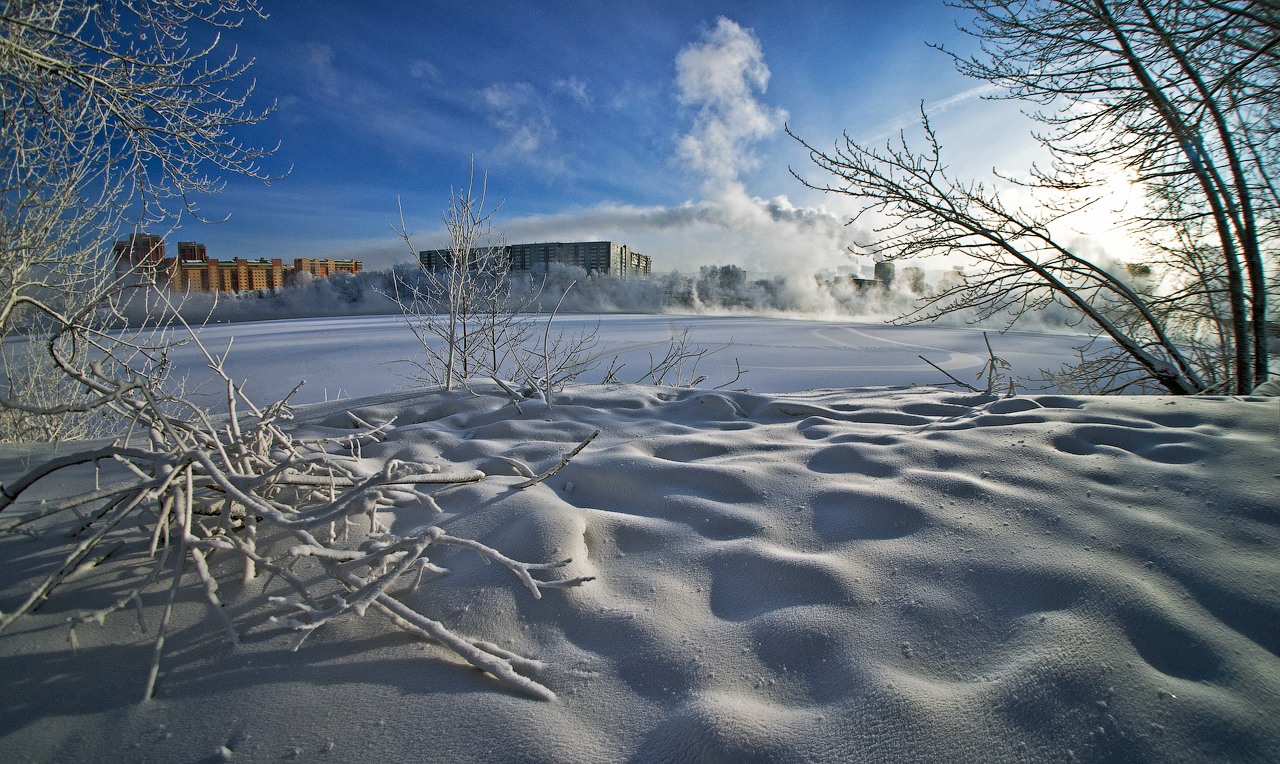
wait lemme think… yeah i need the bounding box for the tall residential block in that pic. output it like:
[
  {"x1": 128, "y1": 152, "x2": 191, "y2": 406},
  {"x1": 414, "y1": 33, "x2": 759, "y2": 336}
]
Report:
[
  {"x1": 112, "y1": 233, "x2": 166, "y2": 281},
  {"x1": 419, "y1": 240, "x2": 652, "y2": 278},
  {"x1": 176, "y1": 241, "x2": 208, "y2": 261}
]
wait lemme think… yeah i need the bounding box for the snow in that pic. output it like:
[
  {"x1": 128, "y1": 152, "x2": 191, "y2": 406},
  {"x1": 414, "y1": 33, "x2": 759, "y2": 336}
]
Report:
[
  {"x1": 1, "y1": 315, "x2": 1278, "y2": 762},
  {"x1": 163, "y1": 313, "x2": 1097, "y2": 406}
]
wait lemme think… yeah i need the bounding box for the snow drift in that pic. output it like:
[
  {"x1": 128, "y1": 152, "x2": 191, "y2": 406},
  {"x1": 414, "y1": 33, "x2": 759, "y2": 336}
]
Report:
[{"x1": 1, "y1": 382, "x2": 1276, "y2": 762}]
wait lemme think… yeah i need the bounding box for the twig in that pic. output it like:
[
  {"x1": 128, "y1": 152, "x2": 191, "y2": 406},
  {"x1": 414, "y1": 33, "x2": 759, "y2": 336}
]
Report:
[
  {"x1": 514, "y1": 430, "x2": 600, "y2": 490},
  {"x1": 918, "y1": 354, "x2": 981, "y2": 392},
  {"x1": 712, "y1": 358, "x2": 748, "y2": 390},
  {"x1": 490, "y1": 376, "x2": 525, "y2": 414}
]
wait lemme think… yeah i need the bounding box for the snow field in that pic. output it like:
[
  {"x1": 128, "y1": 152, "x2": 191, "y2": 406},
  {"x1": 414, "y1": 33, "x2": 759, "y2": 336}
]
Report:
[
  {"x1": 2, "y1": 376, "x2": 1276, "y2": 762},
  {"x1": 162, "y1": 314, "x2": 1098, "y2": 406}
]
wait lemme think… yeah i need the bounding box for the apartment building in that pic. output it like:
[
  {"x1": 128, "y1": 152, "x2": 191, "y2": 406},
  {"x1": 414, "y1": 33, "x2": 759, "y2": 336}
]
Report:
[
  {"x1": 293, "y1": 258, "x2": 363, "y2": 278},
  {"x1": 112, "y1": 233, "x2": 166, "y2": 281},
  {"x1": 419, "y1": 240, "x2": 652, "y2": 278},
  {"x1": 112, "y1": 235, "x2": 362, "y2": 294},
  {"x1": 168, "y1": 257, "x2": 287, "y2": 293}
]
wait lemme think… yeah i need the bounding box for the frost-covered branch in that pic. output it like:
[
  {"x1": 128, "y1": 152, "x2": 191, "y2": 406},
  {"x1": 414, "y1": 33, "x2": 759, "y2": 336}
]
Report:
[{"x1": 0, "y1": 334, "x2": 593, "y2": 701}]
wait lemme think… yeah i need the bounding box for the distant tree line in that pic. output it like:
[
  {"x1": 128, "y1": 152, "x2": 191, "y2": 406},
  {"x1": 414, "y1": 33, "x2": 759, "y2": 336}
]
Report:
[{"x1": 154, "y1": 260, "x2": 967, "y2": 324}]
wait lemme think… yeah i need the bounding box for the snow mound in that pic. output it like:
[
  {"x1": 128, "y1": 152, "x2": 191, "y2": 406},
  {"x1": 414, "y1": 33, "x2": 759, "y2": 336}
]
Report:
[{"x1": 1, "y1": 384, "x2": 1277, "y2": 762}]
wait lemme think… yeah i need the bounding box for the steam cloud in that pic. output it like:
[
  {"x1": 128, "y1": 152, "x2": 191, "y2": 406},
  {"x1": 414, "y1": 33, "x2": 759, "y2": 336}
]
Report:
[
  {"x1": 669, "y1": 17, "x2": 850, "y2": 276},
  {"x1": 497, "y1": 17, "x2": 864, "y2": 281},
  {"x1": 674, "y1": 16, "x2": 787, "y2": 186}
]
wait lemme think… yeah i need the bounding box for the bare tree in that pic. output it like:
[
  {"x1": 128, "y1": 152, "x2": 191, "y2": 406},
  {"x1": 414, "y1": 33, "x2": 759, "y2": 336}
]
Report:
[
  {"x1": 1, "y1": 0, "x2": 279, "y2": 438},
  {"x1": 792, "y1": 112, "x2": 1208, "y2": 394},
  {"x1": 390, "y1": 168, "x2": 538, "y2": 391},
  {"x1": 794, "y1": 0, "x2": 1277, "y2": 394}
]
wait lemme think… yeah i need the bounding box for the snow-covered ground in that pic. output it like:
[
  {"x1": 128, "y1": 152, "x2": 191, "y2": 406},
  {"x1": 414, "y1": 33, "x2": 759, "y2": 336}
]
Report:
[
  {"x1": 1, "y1": 315, "x2": 1277, "y2": 762},
  {"x1": 165, "y1": 313, "x2": 1096, "y2": 406}
]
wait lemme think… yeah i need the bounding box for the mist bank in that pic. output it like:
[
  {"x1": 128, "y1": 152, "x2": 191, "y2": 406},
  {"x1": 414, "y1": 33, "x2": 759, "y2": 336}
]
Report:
[{"x1": 131, "y1": 261, "x2": 1091, "y2": 335}]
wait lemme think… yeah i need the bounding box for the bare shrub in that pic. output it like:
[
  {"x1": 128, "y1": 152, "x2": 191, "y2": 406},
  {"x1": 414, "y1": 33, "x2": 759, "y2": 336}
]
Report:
[
  {"x1": 387, "y1": 167, "x2": 538, "y2": 391},
  {"x1": 0, "y1": 339, "x2": 595, "y2": 701},
  {"x1": 389, "y1": 169, "x2": 744, "y2": 400}
]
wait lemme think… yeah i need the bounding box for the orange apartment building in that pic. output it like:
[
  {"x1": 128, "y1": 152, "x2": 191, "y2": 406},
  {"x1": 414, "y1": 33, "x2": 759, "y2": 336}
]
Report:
[
  {"x1": 167, "y1": 256, "x2": 287, "y2": 293},
  {"x1": 113, "y1": 235, "x2": 362, "y2": 294},
  {"x1": 294, "y1": 258, "x2": 363, "y2": 278}
]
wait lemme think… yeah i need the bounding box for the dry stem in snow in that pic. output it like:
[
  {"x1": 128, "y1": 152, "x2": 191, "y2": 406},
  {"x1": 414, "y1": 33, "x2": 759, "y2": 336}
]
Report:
[{"x1": 0, "y1": 345, "x2": 595, "y2": 702}]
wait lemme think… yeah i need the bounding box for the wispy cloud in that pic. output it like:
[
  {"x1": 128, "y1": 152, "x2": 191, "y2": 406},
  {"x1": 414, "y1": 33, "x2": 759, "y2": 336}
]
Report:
[
  {"x1": 284, "y1": 43, "x2": 568, "y2": 171},
  {"x1": 299, "y1": 42, "x2": 342, "y2": 99},
  {"x1": 408, "y1": 59, "x2": 442, "y2": 85},
  {"x1": 500, "y1": 187, "x2": 859, "y2": 275},
  {"x1": 480, "y1": 82, "x2": 567, "y2": 172},
  {"x1": 862, "y1": 83, "x2": 1005, "y2": 145},
  {"x1": 285, "y1": 42, "x2": 462, "y2": 155},
  {"x1": 933, "y1": 83, "x2": 1001, "y2": 112},
  {"x1": 553, "y1": 76, "x2": 592, "y2": 109},
  {"x1": 503, "y1": 194, "x2": 849, "y2": 245}
]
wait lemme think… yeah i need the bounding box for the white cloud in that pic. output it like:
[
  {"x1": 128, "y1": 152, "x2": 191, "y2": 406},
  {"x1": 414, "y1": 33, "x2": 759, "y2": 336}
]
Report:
[
  {"x1": 499, "y1": 185, "x2": 862, "y2": 276},
  {"x1": 674, "y1": 17, "x2": 789, "y2": 185}
]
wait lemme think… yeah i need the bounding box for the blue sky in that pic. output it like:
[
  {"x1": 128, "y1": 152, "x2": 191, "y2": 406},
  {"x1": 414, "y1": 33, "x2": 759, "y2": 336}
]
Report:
[{"x1": 178, "y1": 0, "x2": 1046, "y2": 275}]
